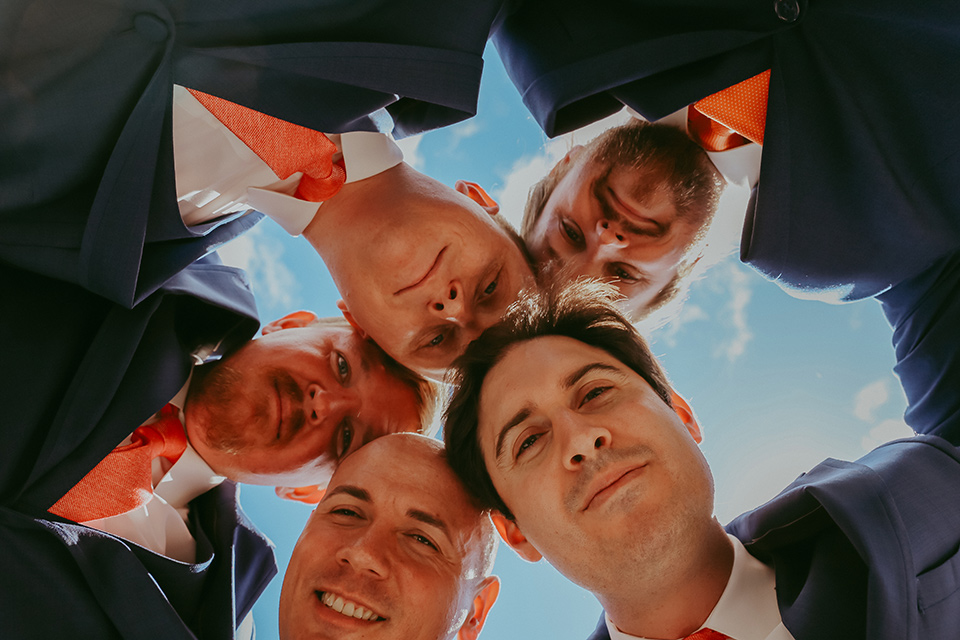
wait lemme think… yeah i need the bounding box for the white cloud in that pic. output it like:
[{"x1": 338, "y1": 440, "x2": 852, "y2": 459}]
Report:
[
  {"x1": 217, "y1": 224, "x2": 297, "y2": 308},
  {"x1": 450, "y1": 120, "x2": 480, "y2": 143},
  {"x1": 853, "y1": 379, "x2": 889, "y2": 422},
  {"x1": 860, "y1": 418, "x2": 915, "y2": 452},
  {"x1": 394, "y1": 134, "x2": 424, "y2": 170},
  {"x1": 657, "y1": 303, "x2": 709, "y2": 348},
  {"x1": 712, "y1": 262, "x2": 753, "y2": 362}
]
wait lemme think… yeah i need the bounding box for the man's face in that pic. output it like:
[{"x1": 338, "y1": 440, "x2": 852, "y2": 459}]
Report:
[
  {"x1": 527, "y1": 149, "x2": 700, "y2": 316},
  {"x1": 475, "y1": 336, "x2": 713, "y2": 591},
  {"x1": 184, "y1": 317, "x2": 422, "y2": 486},
  {"x1": 334, "y1": 176, "x2": 536, "y2": 378},
  {"x1": 280, "y1": 434, "x2": 497, "y2": 640}
]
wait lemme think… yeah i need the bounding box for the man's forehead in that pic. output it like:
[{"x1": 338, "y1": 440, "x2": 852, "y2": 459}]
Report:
[
  {"x1": 488, "y1": 337, "x2": 620, "y2": 388},
  {"x1": 329, "y1": 436, "x2": 469, "y2": 512}
]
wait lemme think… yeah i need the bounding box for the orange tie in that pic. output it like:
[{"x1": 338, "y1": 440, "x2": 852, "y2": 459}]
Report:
[
  {"x1": 685, "y1": 629, "x2": 733, "y2": 640},
  {"x1": 688, "y1": 69, "x2": 770, "y2": 151},
  {"x1": 187, "y1": 89, "x2": 347, "y2": 202},
  {"x1": 50, "y1": 404, "x2": 188, "y2": 522}
]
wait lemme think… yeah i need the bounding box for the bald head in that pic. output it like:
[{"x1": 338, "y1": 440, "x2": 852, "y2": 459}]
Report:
[{"x1": 280, "y1": 433, "x2": 499, "y2": 640}]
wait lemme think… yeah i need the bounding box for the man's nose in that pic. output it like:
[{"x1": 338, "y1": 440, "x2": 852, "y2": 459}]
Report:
[
  {"x1": 305, "y1": 384, "x2": 360, "y2": 425},
  {"x1": 557, "y1": 410, "x2": 612, "y2": 471},
  {"x1": 596, "y1": 220, "x2": 628, "y2": 248},
  {"x1": 428, "y1": 280, "x2": 468, "y2": 326},
  {"x1": 334, "y1": 528, "x2": 390, "y2": 578}
]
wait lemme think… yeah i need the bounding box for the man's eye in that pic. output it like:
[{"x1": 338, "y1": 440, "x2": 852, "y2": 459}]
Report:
[
  {"x1": 561, "y1": 219, "x2": 584, "y2": 245},
  {"x1": 331, "y1": 507, "x2": 361, "y2": 518},
  {"x1": 428, "y1": 333, "x2": 445, "y2": 347},
  {"x1": 516, "y1": 433, "x2": 541, "y2": 459},
  {"x1": 483, "y1": 277, "x2": 499, "y2": 296},
  {"x1": 580, "y1": 385, "x2": 611, "y2": 407},
  {"x1": 409, "y1": 533, "x2": 439, "y2": 551},
  {"x1": 336, "y1": 352, "x2": 350, "y2": 383},
  {"x1": 611, "y1": 265, "x2": 638, "y2": 283},
  {"x1": 337, "y1": 421, "x2": 354, "y2": 459}
]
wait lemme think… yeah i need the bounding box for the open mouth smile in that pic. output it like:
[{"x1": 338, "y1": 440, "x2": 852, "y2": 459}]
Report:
[{"x1": 316, "y1": 590, "x2": 386, "y2": 622}]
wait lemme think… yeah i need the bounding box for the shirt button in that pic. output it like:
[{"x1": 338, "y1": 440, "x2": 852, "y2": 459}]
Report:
[
  {"x1": 774, "y1": 0, "x2": 801, "y2": 22},
  {"x1": 133, "y1": 13, "x2": 170, "y2": 42}
]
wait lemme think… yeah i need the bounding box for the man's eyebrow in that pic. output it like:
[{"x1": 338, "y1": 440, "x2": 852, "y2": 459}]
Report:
[
  {"x1": 563, "y1": 363, "x2": 622, "y2": 389},
  {"x1": 407, "y1": 509, "x2": 448, "y2": 533},
  {"x1": 495, "y1": 407, "x2": 532, "y2": 461},
  {"x1": 325, "y1": 485, "x2": 371, "y2": 502}
]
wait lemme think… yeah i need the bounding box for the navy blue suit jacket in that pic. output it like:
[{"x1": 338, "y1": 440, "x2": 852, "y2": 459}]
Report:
[
  {"x1": 0, "y1": 260, "x2": 276, "y2": 638},
  {"x1": 493, "y1": 0, "x2": 960, "y2": 302},
  {"x1": 579, "y1": 172, "x2": 960, "y2": 640},
  {"x1": 586, "y1": 436, "x2": 960, "y2": 640},
  {"x1": 0, "y1": 0, "x2": 508, "y2": 307}
]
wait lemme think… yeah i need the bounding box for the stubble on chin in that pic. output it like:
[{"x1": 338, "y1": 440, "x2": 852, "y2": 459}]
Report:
[{"x1": 186, "y1": 363, "x2": 248, "y2": 454}]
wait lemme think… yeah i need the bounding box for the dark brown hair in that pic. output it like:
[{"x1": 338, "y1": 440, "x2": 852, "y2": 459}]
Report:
[{"x1": 443, "y1": 278, "x2": 672, "y2": 519}]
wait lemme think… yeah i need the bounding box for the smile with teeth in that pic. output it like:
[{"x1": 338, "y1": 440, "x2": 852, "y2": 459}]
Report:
[{"x1": 318, "y1": 591, "x2": 385, "y2": 622}]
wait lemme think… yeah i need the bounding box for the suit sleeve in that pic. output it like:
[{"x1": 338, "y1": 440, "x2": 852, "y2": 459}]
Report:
[{"x1": 878, "y1": 250, "x2": 960, "y2": 446}]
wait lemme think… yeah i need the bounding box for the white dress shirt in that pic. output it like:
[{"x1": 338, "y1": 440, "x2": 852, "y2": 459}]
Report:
[
  {"x1": 173, "y1": 84, "x2": 403, "y2": 236},
  {"x1": 605, "y1": 535, "x2": 795, "y2": 640}
]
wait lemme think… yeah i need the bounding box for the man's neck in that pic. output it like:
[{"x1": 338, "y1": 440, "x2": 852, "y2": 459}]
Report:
[
  {"x1": 301, "y1": 162, "x2": 406, "y2": 276},
  {"x1": 601, "y1": 520, "x2": 734, "y2": 640}
]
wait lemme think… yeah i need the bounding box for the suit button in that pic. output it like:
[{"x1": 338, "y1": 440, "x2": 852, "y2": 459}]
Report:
[
  {"x1": 133, "y1": 13, "x2": 170, "y2": 42},
  {"x1": 774, "y1": 0, "x2": 800, "y2": 22}
]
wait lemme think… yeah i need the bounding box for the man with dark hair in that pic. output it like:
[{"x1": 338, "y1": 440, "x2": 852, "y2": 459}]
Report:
[
  {"x1": 444, "y1": 272, "x2": 960, "y2": 639},
  {"x1": 280, "y1": 433, "x2": 500, "y2": 640},
  {"x1": 520, "y1": 120, "x2": 725, "y2": 322}
]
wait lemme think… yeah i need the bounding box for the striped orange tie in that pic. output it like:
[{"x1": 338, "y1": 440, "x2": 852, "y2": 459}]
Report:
[
  {"x1": 187, "y1": 89, "x2": 347, "y2": 202},
  {"x1": 685, "y1": 629, "x2": 733, "y2": 640},
  {"x1": 688, "y1": 69, "x2": 770, "y2": 152},
  {"x1": 50, "y1": 404, "x2": 188, "y2": 522}
]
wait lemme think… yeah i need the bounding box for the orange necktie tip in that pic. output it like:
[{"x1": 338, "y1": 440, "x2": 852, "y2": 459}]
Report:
[
  {"x1": 187, "y1": 89, "x2": 346, "y2": 203},
  {"x1": 684, "y1": 628, "x2": 733, "y2": 640},
  {"x1": 690, "y1": 69, "x2": 770, "y2": 152},
  {"x1": 50, "y1": 405, "x2": 188, "y2": 522}
]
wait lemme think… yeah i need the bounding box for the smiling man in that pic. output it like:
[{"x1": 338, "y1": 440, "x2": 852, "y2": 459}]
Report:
[
  {"x1": 444, "y1": 279, "x2": 960, "y2": 640},
  {"x1": 280, "y1": 433, "x2": 500, "y2": 640}
]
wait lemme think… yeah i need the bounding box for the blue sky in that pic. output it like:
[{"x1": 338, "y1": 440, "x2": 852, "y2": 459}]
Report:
[{"x1": 220, "y1": 45, "x2": 912, "y2": 640}]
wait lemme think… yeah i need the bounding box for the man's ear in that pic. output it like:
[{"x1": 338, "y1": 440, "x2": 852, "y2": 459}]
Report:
[
  {"x1": 455, "y1": 180, "x2": 500, "y2": 217},
  {"x1": 275, "y1": 485, "x2": 326, "y2": 504},
  {"x1": 261, "y1": 310, "x2": 319, "y2": 335},
  {"x1": 490, "y1": 512, "x2": 541, "y2": 562},
  {"x1": 457, "y1": 576, "x2": 500, "y2": 640},
  {"x1": 336, "y1": 300, "x2": 368, "y2": 339},
  {"x1": 670, "y1": 390, "x2": 703, "y2": 444}
]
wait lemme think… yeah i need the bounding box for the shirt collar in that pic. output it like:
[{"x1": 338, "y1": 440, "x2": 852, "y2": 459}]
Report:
[
  {"x1": 639, "y1": 107, "x2": 761, "y2": 190},
  {"x1": 247, "y1": 131, "x2": 404, "y2": 236},
  {"x1": 605, "y1": 535, "x2": 782, "y2": 640},
  {"x1": 333, "y1": 131, "x2": 404, "y2": 184},
  {"x1": 153, "y1": 375, "x2": 227, "y2": 509}
]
